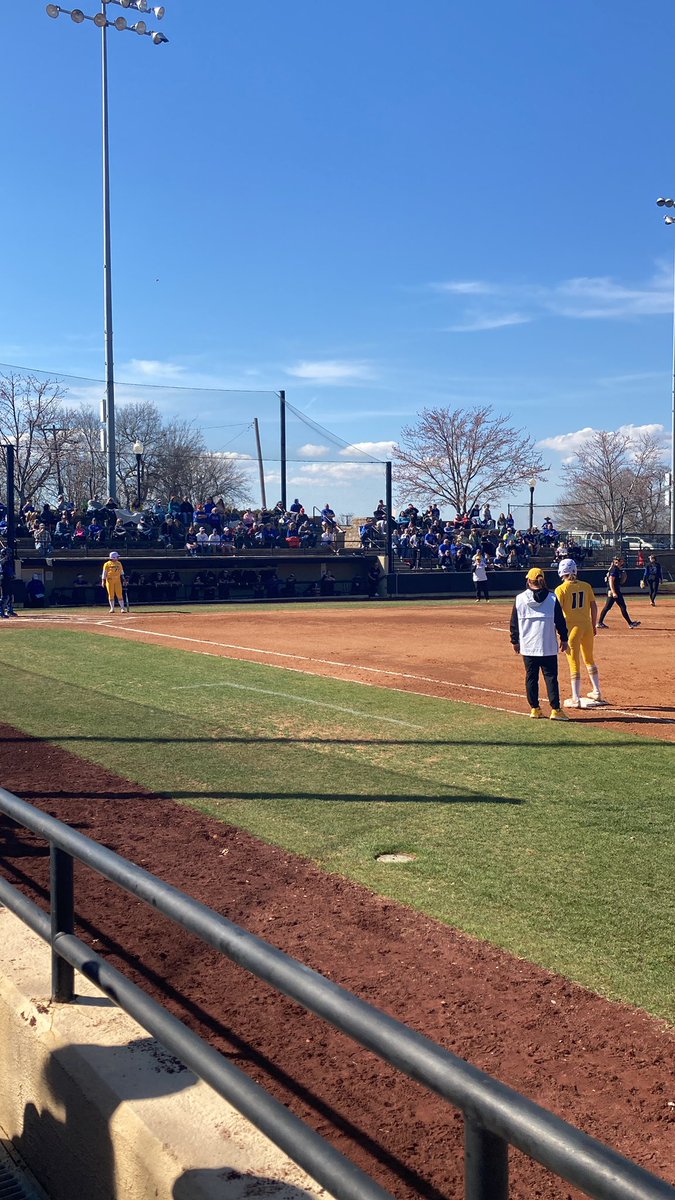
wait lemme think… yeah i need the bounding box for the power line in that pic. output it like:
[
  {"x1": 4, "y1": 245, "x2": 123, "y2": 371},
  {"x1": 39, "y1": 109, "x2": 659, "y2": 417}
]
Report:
[{"x1": 0, "y1": 362, "x2": 278, "y2": 397}]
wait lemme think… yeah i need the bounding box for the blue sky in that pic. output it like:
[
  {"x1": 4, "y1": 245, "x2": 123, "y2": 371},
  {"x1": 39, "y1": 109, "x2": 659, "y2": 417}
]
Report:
[{"x1": 1, "y1": 1, "x2": 674, "y2": 518}]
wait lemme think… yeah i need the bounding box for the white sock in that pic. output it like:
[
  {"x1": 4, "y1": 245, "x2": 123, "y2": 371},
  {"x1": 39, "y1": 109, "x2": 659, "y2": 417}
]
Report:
[
  {"x1": 589, "y1": 668, "x2": 601, "y2": 697},
  {"x1": 571, "y1": 675, "x2": 582, "y2": 701}
]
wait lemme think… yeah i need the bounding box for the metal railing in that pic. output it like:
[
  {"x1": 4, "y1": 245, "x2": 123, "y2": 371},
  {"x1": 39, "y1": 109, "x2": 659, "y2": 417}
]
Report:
[{"x1": 0, "y1": 786, "x2": 672, "y2": 1200}]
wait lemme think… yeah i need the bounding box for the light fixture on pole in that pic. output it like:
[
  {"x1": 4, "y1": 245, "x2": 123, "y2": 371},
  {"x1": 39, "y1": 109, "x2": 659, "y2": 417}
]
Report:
[
  {"x1": 45, "y1": 2, "x2": 168, "y2": 504},
  {"x1": 656, "y1": 197, "x2": 675, "y2": 545},
  {"x1": 133, "y1": 440, "x2": 144, "y2": 509},
  {"x1": 528, "y1": 478, "x2": 537, "y2": 532}
]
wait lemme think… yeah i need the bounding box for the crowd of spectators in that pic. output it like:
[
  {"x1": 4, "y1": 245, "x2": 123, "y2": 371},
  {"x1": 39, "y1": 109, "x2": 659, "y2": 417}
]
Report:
[
  {"x1": 1, "y1": 492, "x2": 592, "y2": 570},
  {"x1": 3, "y1": 494, "x2": 345, "y2": 556},
  {"x1": 391, "y1": 505, "x2": 590, "y2": 571}
]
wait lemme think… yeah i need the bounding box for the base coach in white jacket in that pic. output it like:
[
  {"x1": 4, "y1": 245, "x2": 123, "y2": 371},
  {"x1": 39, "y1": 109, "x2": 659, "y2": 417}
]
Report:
[{"x1": 510, "y1": 567, "x2": 570, "y2": 721}]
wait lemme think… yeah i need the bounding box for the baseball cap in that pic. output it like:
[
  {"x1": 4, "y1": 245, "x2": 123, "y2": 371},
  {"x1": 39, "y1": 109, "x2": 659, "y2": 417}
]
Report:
[
  {"x1": 109, "y1": 551, "x2": 120, "y2": 560},
  {"x1": 526, "y1": 567, "x2": 545, "y2": 584},
  {"x1": 558, "y1": 558, "x2": 577, "y2": 577}
]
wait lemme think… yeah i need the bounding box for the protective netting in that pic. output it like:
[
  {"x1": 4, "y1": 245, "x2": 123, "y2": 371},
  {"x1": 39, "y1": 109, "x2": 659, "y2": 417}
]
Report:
[{"x1": 0, "y1": 364, "x2": 389, "y2": 521}]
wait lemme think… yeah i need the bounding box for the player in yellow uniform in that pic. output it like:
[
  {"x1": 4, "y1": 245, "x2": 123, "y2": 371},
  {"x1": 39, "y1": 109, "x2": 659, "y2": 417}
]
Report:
[
  {"x1": 101, "y1": 550, "x2": 126, "y2": 613},
  {"x1": 554, "y1": 558, "x2": 605, "y2": 708}
]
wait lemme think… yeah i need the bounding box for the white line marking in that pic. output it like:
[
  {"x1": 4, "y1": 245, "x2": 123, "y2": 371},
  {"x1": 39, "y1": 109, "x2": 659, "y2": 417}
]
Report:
[
  {"x1": 12, "y1": 613, "x2": 672, "y2": 724},
  {"x1": 81, "y1": 622, "x2": 528, "y2": 700},
  {"x1": 169, "y1": 680, "x2": 428, "y2": 729}
]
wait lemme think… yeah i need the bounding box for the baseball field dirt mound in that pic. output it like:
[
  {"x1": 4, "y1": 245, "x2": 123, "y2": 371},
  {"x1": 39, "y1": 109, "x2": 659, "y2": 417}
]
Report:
[{"x1": 0, "y1": 724, "x2": 672, "y2": 1200}]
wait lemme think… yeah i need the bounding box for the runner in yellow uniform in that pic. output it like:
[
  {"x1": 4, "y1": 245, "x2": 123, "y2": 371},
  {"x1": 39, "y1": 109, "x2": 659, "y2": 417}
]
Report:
[
  {"x1": 554, "y1": 558, "x2": 605, "y2": 708},
  {"x1": 101, "y1": 550, "x2": 126, "y2": 613}
]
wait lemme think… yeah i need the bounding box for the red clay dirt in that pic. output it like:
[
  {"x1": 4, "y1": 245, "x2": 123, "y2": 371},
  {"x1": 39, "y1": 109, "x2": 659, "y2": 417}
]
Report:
[
  {"x1": 0, "y1": 722, "x2": 673, "y2": 1200},
  {"x1": 13, "y1": 595, "x2": 675, "y2": 740}
]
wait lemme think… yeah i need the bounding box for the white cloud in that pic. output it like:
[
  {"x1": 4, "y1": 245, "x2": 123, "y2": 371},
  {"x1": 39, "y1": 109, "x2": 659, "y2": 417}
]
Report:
[
  {"x1": 547, "y1": 273, "x2": 672, "y2": 319},
  {"x1": 538, "y1": 427, "x2": 597, "y2": 459},
  {"x1": 125, "y1": 359, "x2": 187, "y2": 381},
  {"x1": 432, "y1": 280, "x2": 496, "y2": 296},
  {"x1": 297, "y1": 443, "x2": 330, "y2": 458},
  {"x1": 338, "y1": 440, "x2": 396, "y2": 458},
  {"x1": 538, "y1": 423, "x2": 668, "y2": 463},
  {"x1": 285, "y1": 360, "x2": 375, "y2": 384},
  {"x1": 446, "y1": 313, "x2": 531, "y2": 333},
  {"x1": 431, "y1": 264, "x2": 673, "y2": 332}
]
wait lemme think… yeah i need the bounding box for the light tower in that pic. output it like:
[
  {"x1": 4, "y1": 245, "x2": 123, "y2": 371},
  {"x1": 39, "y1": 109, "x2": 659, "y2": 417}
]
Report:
[{"x1": 46, "y1": 2, "x2": 168, "y2": 502}]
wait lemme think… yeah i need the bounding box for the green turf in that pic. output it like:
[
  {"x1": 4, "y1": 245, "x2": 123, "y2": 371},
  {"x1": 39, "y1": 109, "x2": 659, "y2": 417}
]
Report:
[{"x1": 0, "y1": 625, "x2": 673, "y2": 1023}]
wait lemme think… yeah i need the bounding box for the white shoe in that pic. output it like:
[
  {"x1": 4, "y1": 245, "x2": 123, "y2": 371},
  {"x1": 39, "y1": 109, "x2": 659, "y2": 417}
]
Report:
[
  {"x1": 109, "y1": 607, "x2": 115, "y2": 613},
  {"x1": 563, "y1": 698, "x2": 581, "y2": 708},
  {"x1": 586, "y1": 691, "x2": 608, "y2": 704}
]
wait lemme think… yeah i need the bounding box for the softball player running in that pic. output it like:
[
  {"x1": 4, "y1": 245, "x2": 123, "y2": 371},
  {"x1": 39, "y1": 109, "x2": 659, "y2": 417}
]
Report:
[
  {"x1": 101, "y1": 551, "x2": 126, "y2": 613},
  {"x1": 554, "y1": 559, "x2": 605, "y2": 708}
]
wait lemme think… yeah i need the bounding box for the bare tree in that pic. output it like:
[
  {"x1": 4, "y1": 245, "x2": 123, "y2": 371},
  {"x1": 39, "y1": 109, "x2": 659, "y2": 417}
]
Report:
[
  {"x1": 560, "y1": 429, "x2": 667, "y2": 540},
  {"x1": 0, "y1": 373, "x2": 71, "y2": 505},
  {"x1": 191, "y1": 451, "x2": 252, "y2": 507},
  {"x1": 114, "y1": 400, "x2": 165, "y2": 506},
  {"x1": 393, "y1": 405, "x2": 545, "y2": 513},
  {"x1": 58, "y1": 405, "x2": 107, "y2": 502}
]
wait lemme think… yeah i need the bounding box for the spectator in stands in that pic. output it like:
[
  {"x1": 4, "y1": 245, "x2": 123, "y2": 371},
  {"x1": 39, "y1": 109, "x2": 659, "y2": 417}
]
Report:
[
  {"x1": 34, "y1": 523, "x2": 53, "y2": 554},
  {"x1": 289, "y1": 498, "x2": 304, "y2": 515},
  {"x1": 373, "y1": 499, "x2": 386, "y2": 521},
  {"x1": 72, "y1": 521, "x2": 87, "y2": 547},
  {"x1": 494, "y1": 540, "x2": 508, "y2": 567},
  {"x1": 87, "y1": 515, "x2": 104, "y2": 544},
  {"x1": 321, "y1": 502, "x2": 336, "y2": 527},
  {"x1": 321, "y1": 522, "x2": 336, "y2": 550},
  {"x1": 180, "y1": 497, "x2": 194, "y2": 528},
  {"x1": 207, "y1": 528, "x2": 222, "y2": 553},
  {"x1": 193, "y1": 525, "x2": 209, "y2": 553},
  {"x1": 111, "y1": 518, "x2": 128, "y2": 544},
  {"x1": 53, "y1": 515, "x2": 72, "y2": 547},
  {"x1": 25, "y1": 574, "x2": 47, "y2": 608},
  {"x1": 185, "y1": 527, "x2": 199, "y2": 556},
  {"x1": 167, "y1": 495, "x2": 182, "y2": 520},
  {"x1": 360, "y1": 518, "x2": 378, "y2": 548},
  {"x1": 136, "y1": 514, "x2": 155, "y2": 542},
  {"x1": 438, "y1": 537, "x2": 454, "y2": 570},
  {"x1": 455, "y1": 545, "x2": 470, "y2": 571}
]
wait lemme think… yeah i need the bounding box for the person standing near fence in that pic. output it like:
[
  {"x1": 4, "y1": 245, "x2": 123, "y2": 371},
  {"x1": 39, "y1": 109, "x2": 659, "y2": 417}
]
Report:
[
  {"x1": 597, "y1": 556, "x2": 640, "y2": 630},
  {"x1": 510, "y1": 567, "x2": 570, "y2": 720},
  {"x1": 101, "y1": 551, "x2": 126, "y2": 613},
  {"x1": 472, "y1": 552, "x2": 490, "y2": 602},
  {"x1": 641, "y1": 555, "x2": 663, "y2": 607},
  {"x1": 0, "y1": 547, "x2": 15, "y2": 618}
]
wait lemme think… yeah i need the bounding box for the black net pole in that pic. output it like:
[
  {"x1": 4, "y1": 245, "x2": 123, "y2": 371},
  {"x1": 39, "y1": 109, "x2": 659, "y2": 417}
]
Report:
[
  {"x1": 279, "y1": 390, "x2": 287, "y2": 511},
  {"x1": 385, "y1": 460, "x2": 393, "y2": 575}
]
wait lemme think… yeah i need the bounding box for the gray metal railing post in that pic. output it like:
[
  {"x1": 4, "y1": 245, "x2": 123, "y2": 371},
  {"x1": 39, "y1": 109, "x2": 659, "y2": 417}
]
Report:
[
  {"x1": 50, "y1": 844, "x2": 74, "y2": 1002},
  {"x1": 464, "y1": 1119, "x2": 509, "y2": 1200}
]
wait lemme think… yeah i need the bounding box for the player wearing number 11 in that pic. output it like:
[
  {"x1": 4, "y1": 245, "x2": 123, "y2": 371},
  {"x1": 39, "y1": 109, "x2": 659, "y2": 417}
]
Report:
[{"x1": 555, "y1": 559, "x2": 605, "y2": 709}]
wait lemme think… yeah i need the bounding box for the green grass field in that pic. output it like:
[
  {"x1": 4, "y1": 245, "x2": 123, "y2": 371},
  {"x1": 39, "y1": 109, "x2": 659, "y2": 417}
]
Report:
[{"x1": 0, "y1": 623, "x2": 673, "y2": 1023}]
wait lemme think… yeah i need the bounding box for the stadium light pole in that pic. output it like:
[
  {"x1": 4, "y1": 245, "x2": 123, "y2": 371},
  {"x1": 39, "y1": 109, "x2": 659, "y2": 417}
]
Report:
[
  {"x1": 45, "y1": 2, "x2": 168, "y2": 505},
  {"x1": 133, "y1": 440, "x2": 144, "y2": 508},
  {"x1": 655, "y1": 197, "x2": 675, "y2": 545},
  {"x1": 528, "y1": 477, "x2": 536, "y2": 533}
]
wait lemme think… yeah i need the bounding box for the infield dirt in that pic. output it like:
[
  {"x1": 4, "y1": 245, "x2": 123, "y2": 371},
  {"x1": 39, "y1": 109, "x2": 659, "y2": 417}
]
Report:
[{"x1": 14, "y1": 597, "x2": 675, "y2": 740}]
